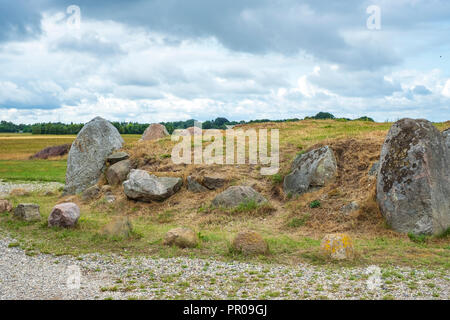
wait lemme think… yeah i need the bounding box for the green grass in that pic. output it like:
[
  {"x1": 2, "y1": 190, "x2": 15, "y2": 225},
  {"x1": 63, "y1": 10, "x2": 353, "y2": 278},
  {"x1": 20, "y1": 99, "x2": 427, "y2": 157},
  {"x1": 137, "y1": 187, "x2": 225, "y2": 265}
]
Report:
[
  {"x1": 0, "y1": 133, "x2": 140, "y2": 182},
  {"x1": 309, "y1": 200, "x2": 321, "y2": 208},
  {"x1": 0, "y1": 160, "x2": 67, "y2": 183}
]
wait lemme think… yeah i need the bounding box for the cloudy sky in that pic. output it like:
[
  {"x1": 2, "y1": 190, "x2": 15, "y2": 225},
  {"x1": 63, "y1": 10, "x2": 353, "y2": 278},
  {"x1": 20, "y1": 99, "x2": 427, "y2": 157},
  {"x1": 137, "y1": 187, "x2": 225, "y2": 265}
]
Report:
[{"x1": 0, "y1": 0, "x2": 449, "y2": 124}]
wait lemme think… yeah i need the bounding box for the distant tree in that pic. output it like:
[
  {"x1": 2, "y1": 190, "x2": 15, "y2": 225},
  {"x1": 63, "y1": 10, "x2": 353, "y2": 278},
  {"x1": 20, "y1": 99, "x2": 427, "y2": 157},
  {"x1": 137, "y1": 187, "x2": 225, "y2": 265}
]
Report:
[
  {"x1": 312, "y1": 112, "x2": 335, "y2": 120},
  {"x1": 354, "y1": 116, "x2": 375, "y2": 122},
  {"x1": 202, "y1": 120, "x2": 213, "y2": 129},
  {"x1": 214, "y1": 117, "x2": 229, "y2": 127}
]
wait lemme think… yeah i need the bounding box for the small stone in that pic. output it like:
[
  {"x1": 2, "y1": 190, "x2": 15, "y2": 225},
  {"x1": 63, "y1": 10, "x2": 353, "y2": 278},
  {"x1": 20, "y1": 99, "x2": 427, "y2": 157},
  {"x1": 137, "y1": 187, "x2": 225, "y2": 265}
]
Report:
[
  {"x1": 123, "y1": 169, "x2": 182, "y2": 202},
  {"x1": 0, "y1": 200, "x2": 13, "y2": 213},
  {"x1": 340, "y1": 201, "x2": 360, "y2": 214},
  {"x1": 321, "y1": 233, "x2": 354, "y2": 260},
  {"x1": 106, "y1": 152, "x2": 129, "y2": 165},
  {"x1": 100, "y1": 216, "x2": 132, "y2": 238},
  {"x1": 104, "y1": 192, "x2": 116, "y2": 203},
  {"x1": 187, "y1": 176, "x2": 208, "y2": 193},
  {"x1": 163, "y1": 227, "x2": 198, "y2": 248},
  {"x1": 81, "y1": 185, "x2": 100, "y2": 202},
  {"x1": 48, "y1": 203, "x2": 80, "y2": 228},
  {"x1": 101, "y1": 185, "x2": 112, "y2": 193},
  {"x1": 284, "y1": 146, "x2": 337, "y2": 196},
  {"x1": 201, "y1": 175, "x2": 227, "y2": 190},
  {"x1": 368, "y1": 161, "x2": 380, "y2": 176},
  {"x1": 105, "y1": 160, "x2": 131, "y2": 186},
  {"x1": 13, "y1": 204, "x2": 41, "y2": 222},
  {"x1": 232, "y1": 231, "x2": 268, "y2": 255},
  {"x1": 211, "y1": 186, "x2": 267, "y2": 208}
]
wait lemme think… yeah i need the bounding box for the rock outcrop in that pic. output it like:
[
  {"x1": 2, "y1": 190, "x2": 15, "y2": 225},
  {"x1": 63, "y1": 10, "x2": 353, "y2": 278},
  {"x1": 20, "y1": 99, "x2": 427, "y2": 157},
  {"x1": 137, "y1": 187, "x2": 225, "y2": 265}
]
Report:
[
  {"x1": 283, "y1": 146, "x2": 337, "y2": 196},
  {"x1": 140, "y1": 123, "x2": 169, "y2": 141},
  {"x1": 48, "y1": 202, "x2": 80, "y2": 228},
  {"x1": 376, "y1": 119, "x2": 450, "y2": 235},
  {"x1": 64, "y1": 117, "x2": 124, "y2": 195},
  {"x1": 123, "y1": 169, "x2": 182, "y2": 202},
  {"x1": 211, "y1": 186, "x2": 267, "y2": 208},
  {"x1": 13, "y1": 204, "x2": 41, "y2": 222},
  {"x1": 30, "y1": 144, "x2": 70, "y2": 160}
]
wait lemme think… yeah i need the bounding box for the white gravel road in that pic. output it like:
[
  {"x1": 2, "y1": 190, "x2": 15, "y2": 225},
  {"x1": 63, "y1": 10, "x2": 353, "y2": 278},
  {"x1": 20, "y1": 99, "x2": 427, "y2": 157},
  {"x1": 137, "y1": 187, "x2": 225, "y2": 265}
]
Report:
[
  {"x1": 0, "y1": 235, "x2": 448, "y2": 300},
  {"x1": 0, "y1": 181, "x2": 64, "y2": 197}
]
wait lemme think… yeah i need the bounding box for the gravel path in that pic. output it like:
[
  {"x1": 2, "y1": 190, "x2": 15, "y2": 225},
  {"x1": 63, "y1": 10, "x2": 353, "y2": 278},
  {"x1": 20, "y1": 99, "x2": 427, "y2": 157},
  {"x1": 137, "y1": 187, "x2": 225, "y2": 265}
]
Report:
[
  {"x1": 0, "y1": 235, "x2": 448, "y2": 300},
  {"x1": 0, "y1": 181, "x2": 64, "y2": 197}
]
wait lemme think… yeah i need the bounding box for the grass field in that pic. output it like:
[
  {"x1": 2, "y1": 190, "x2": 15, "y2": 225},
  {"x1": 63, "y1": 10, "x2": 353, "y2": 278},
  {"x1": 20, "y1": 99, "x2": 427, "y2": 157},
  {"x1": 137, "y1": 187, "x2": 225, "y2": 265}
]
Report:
[
  {"x1": 0, "y1": 120, "x2": 449, "y2": 269},
  {"x1": 0, "y1": 133, "x2": 141, "y2": 182},
  {"x1": 0, "y1": 133, "x2": 140, "y2": 160}
]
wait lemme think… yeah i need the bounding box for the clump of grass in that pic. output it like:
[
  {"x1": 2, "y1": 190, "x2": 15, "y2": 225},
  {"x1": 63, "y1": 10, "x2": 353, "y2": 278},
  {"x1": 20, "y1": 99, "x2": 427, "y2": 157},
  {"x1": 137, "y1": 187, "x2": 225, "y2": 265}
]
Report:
[
  {"x1": 160, "y1": 154, "x2": 171, "y2": 159},
  {"x1": 408, "y1": 232, "x2": 428, "y2": 244},
  {"x1": 287, "y1": 214, "x2": 310, "y2": 228},
  {"x1": 436, "y1": 227, "x2": 450, "y2": 239},
  {"x1": 8, "y1": 242, "x2": 20, "y2": 248},
  {"x1": 156, "y1": 210, "x2": 175, "y2": 223},
  {"x1": 309, "y1": 200, "x2": 321, "y2": 208},
  {"x1": 270, "y1": 173, "x2": 283, "y2": 184},
  {"x1": 233, "y1": 199, "x2": 258, "y2": 213}
]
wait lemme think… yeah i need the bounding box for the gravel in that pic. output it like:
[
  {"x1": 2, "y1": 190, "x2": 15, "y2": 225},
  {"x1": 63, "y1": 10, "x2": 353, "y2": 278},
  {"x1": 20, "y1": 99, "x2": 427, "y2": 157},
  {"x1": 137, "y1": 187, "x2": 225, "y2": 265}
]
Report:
[
  {"x1": 0, "y1": 235, "x2": 448, "y2": 300},
  {"x1": 0, "y1": 181, "x2": 64, "y2": 197}
]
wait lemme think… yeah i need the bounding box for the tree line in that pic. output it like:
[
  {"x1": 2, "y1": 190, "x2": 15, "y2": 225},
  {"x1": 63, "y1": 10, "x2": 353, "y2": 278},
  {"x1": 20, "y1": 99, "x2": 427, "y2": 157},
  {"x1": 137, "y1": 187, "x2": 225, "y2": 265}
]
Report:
[{"x1": 0, "y1": 113, "x2": 374, "y2": 134}]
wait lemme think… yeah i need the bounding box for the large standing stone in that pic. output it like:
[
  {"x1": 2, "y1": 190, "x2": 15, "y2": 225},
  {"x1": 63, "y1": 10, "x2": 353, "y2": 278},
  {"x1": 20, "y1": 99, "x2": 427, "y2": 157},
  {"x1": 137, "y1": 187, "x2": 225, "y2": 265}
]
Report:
[
  {"x1": 283, "y1": 146, "x2": 337, "y2": 196},
  {"x1": 64, "y1": 117, "x2": 124, "y2": 195},
  {"x1": 106, "y1": 160, "x2": 131, "y2": 186},
  {"x1": 123, "y1": 169, "x2": 182, "y2": 202},
  {"x1": 211, "y1": 186, "x2": 267, "y2": 208},
  {"x1": 377, "y1": 118, "x2": 450, "y2": 235},
  {"x1": 163, "y1": 227, "x2": 198, "y2": 248},
  {"x1": 48, "y1": 203, "x2": 80, "y2": 228},
  {"x1": 13, "y1": 204, "x2": 41, "y2": 222},
  {"x1": 140, "y1": 123, "x2": 169, "y2": 141}
]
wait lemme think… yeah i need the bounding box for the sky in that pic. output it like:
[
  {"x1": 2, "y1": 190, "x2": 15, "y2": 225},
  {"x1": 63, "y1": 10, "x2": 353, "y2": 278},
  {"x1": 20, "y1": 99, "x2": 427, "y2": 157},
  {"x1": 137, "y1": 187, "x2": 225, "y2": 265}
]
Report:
[{"x1": 0, "y1": 0, "x2": 449, "y2": 124}]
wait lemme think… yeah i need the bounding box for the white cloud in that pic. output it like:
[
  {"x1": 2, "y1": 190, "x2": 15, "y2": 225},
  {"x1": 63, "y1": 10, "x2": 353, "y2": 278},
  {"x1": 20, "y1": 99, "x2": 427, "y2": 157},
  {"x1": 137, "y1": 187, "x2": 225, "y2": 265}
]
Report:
[{"x1": 0, "y1": 5, "x2": 449, "y2": 124}]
